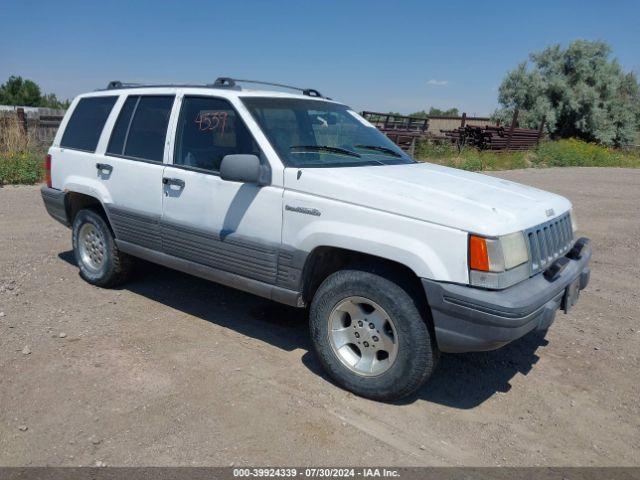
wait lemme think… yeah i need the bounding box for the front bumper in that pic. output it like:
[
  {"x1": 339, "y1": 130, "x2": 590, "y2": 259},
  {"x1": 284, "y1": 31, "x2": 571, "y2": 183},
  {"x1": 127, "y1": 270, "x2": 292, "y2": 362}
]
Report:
[{"x1": 423, "y1": 239, "x2": 591, "y2": 353}]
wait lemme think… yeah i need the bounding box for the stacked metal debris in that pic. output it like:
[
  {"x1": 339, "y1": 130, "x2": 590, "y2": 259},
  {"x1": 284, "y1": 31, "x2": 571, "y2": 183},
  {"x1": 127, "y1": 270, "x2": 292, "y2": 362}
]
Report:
[
  {"x1": 441, "y1": 119, "x2": 544, "y2": 151},
  {"x1": 360, "y1": 111, "x2": 429, "y2": 153},
  {"x1": 361, "y1": 111, "x2": 429, "y2": 135},
  {"x1": 361, "y1": 109, "x2": 544, "y2": 152}
]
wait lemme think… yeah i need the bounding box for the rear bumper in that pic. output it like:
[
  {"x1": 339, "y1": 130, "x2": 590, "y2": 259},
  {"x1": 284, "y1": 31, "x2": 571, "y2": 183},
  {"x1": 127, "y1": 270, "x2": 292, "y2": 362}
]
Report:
[
  {"x1": 40, "y1": 186, "x2": 69, "y2": 227},
  {"x1": 423, "y1": 240, "x2": 591, "y2": 353}
]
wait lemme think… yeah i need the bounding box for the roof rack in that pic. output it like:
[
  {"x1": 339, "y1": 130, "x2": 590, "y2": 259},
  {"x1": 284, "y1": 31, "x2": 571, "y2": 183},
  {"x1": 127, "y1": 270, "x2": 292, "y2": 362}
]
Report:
[
  {"x1": 106, "y1": 81, "x2": 143, "y2": 89},
  {"x1": 104, "y1": 81, "x2": 206, "y2": 90},
  {"x1": 212, "y1": 77, "x2": 324, "y2": 98},
  {"x1": 103, "y1": 77, "x2": 326, "y2": 98}
]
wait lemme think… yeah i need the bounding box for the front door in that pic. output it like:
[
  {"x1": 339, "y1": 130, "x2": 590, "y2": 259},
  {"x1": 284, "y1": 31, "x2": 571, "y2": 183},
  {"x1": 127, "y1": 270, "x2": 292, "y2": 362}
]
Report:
[{"x1": 160, "y1": 95, "x2": 283, "y2": 286}]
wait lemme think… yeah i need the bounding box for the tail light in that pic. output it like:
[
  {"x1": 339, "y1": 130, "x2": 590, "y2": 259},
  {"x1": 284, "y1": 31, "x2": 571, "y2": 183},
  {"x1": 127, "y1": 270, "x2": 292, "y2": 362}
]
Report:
[{"x1": 44, "y1": 154, "x2": 52, "y2": 188}]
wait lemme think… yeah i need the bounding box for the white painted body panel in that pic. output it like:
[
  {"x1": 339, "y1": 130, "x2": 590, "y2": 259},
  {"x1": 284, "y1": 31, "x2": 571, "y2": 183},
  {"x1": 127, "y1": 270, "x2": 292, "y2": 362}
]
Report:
[
  {"x1": 51, "y1": 145, "x2": 165, "y2": 218},
  {"x1": 283, "y1": 163, "x2": 571, "y2": 237},
  {"x1": 50, "y1": 86, "x2": 573, "y2": 287},
  {"x1": 280, "y1": 162, "x2": 570, "y2": 283},
  {"x1": 282, "y1": 179, "x2": 469, "y2": 281},
  {"x1": 51, "y1": 92, "x2": 171, "y2": 218},
  {"x1": 161, "y1": 166, "x2": 283, "y2": 246},
  {"x1": 160, "y1": 92, "x2": 283, "y2": 247},
  {"x1": 53, "y1": 153, "x2": 166, "y2": 213}
]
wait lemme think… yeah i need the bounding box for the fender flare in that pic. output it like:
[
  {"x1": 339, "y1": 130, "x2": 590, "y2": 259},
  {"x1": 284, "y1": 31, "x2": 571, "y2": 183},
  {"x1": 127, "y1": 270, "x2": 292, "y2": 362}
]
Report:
[{"x1": 294, "y1": 224, "x2": 450, "y2": 281}]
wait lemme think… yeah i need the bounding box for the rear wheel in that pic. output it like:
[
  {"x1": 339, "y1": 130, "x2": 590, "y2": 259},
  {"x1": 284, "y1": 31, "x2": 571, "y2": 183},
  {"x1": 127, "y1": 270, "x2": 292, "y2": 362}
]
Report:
[
  {"x1": 309, "y1": 268, "x2": 437, "y2": 401},
  {"x1": 72, "y1": 209, "x2": 131, "y2": 287}
]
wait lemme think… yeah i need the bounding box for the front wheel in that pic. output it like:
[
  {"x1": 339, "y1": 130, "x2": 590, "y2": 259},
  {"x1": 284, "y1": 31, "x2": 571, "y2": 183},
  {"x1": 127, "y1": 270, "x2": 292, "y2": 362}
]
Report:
[{"x1": 309, "y1": 268, "x2": 437, "y2": 401}]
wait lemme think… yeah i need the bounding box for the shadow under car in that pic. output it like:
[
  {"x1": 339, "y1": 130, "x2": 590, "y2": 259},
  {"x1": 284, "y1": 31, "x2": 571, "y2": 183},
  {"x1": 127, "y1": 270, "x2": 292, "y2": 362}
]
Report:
[{"x1": 58, "y1": 249, "x2": 549, "y2": 408}]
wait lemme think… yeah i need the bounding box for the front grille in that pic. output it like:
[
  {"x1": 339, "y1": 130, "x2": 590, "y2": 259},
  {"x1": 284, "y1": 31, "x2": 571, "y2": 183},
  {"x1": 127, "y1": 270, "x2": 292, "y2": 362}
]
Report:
[{"x1": 525, "y1": 212, "x2": 574, "y2": 274}]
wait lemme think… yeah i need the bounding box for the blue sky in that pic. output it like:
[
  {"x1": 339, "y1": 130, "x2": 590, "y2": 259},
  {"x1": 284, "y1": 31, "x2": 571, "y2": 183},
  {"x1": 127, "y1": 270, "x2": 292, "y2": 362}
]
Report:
[{"x1": 1, "y1": 0, "x2": 638, "y2": 115}]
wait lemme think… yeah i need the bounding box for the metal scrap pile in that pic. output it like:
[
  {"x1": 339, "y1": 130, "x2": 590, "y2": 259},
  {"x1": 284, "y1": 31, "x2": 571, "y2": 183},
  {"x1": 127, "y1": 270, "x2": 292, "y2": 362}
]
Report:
[
  {"x1": 360, "y1": 111, "x2": 429, "y2": 153},
  {"x1": 441, "y1": 124, "x2": 543, "y2": 151}
]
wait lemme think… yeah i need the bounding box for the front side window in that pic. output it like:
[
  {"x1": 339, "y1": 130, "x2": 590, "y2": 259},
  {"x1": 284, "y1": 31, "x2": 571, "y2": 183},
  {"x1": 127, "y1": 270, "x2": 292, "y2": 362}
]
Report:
[
  {"x1": 241, "y1": 97, "x2": 413, "y2": 168},
  {"x1": 173, "y1": 96, "x2": 260, "y2": 173},
  {"x1": 60, "y1": 96, "x2": 117, "y2": 152},
  {"x1": 107, "y1": 95, "x2": 174, "y2": 162}
]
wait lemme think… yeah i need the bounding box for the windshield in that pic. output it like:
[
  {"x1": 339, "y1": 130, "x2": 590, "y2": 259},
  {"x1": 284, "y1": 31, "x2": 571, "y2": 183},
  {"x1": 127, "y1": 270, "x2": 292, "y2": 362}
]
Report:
[{"x1": 241, "y1": 97, "x2": 415, "y2": 168}]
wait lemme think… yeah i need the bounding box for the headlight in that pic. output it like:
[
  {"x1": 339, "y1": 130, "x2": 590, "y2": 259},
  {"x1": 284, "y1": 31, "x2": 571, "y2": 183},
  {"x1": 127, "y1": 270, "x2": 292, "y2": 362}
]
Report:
[
  {"x1": 500, "y1": 232, "x2": 530, "y2": 269},
  {"x1": 469, "y1": 232, "x2": 530, "y2": 289},
  {"x1": 570, "y1": 209, "x2": 578, "y2": 233}
]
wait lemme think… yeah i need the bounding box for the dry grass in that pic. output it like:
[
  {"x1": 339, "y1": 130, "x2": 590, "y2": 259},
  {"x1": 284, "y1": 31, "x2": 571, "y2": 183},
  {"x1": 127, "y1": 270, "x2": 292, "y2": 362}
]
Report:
[
  {"x1": 0, "y1": 115, "x2": 44, "y2": 185},
  {"x1": 0, "y1": 116, "x2": 37, "y2": 152}
]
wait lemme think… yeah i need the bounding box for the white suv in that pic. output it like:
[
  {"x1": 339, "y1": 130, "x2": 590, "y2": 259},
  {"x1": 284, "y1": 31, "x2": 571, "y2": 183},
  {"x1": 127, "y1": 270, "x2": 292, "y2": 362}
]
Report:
[{"x1": 41, "y1": 78, "x2": 591, "y2": 401}]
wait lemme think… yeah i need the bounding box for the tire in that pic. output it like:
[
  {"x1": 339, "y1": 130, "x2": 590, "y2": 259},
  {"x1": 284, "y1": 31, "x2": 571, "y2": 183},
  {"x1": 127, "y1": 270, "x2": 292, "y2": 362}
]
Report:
[
  {"x1": 72, "y1": 208, "x2": 132, "y2": 288},
  {"x1": 309, "y1": 268, "x2": 437, "y2": 401}
]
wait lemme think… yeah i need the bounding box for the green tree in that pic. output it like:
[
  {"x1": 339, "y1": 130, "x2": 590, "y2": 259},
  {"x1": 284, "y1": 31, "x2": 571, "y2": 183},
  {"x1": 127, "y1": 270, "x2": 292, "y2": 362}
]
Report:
[
  {"x1": 40, "y1": 92, "x2": 70, "y2": 109},
  {"x1": 0, "y1": 76, "x2": 42, "y2": 106},
  {"x1": 409, "y1": 107, "x2": 459, "y2": 118},
  {"x1": 493, "y1": 40, "x2": 640, "y2": 146},
  {"x1": 428, "y1": 107, "x2": 459, "y2": 117},
  {"x1": 0, "y1": 75, "x2": 70, "y2": 109}
]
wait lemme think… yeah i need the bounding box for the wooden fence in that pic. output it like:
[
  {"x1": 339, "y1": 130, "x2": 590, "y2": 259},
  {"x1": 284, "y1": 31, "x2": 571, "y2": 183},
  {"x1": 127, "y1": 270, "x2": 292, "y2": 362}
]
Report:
[{"x1": 0, "y1": 105, "x2": 65, "y2": 150}]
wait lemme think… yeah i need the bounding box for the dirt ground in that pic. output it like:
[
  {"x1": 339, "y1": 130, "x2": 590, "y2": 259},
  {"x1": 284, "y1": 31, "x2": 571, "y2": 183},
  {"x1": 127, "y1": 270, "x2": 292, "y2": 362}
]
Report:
[{"x1": 0, "y1": 167, "x2": 638, "y2": 467}]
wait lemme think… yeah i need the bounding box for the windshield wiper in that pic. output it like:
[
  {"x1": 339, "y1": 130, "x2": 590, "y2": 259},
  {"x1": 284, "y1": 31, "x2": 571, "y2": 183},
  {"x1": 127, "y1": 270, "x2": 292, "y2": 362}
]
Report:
[
  {"x1": 290, "y1": 145, "x2": 361, "y2": 158},
  {"x1": 354, "y1": 145, "x2": 402, "y2": 158}
]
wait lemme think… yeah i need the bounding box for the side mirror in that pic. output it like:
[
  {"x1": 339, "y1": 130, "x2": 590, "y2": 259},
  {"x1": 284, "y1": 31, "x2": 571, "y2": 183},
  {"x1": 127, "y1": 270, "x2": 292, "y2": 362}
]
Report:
[{"x1": 220, "y1": 154, "x2": 265, "y2": 184}]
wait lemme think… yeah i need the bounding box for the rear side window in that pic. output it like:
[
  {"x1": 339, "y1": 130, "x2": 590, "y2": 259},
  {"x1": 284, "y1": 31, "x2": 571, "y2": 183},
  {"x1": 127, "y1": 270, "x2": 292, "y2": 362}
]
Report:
[
  {"x1": 174, "y1": 96, "x2": 259, "y2": 172},
  {"x1": 107, "y1": 95, "x2": 174, "y2": 162},
  {"x1": 106, "y1": 96, "x2": 138, "y2": 156},
  {"x1": 60, "y1": 96, "x2": 117, "y2": 152}
]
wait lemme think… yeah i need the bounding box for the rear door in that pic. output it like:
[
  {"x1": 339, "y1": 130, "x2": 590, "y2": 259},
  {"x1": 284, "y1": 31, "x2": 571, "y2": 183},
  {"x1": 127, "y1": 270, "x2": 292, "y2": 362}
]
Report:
[
  {"x1": 160, "y1": 94, "x2": 283, "y2": 285},
  {"x1": 96, "y1": 94, "x2": 178, "y2": 251},
  {"x1": 52, "y1": 94, "x2": 119, "y2": 193}
]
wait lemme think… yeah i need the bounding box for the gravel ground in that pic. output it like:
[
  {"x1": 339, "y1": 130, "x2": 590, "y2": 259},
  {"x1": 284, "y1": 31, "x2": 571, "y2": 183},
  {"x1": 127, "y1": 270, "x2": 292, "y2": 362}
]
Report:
[{"x1": 0, "y1": 167, "x2": 638, "y2": 467}]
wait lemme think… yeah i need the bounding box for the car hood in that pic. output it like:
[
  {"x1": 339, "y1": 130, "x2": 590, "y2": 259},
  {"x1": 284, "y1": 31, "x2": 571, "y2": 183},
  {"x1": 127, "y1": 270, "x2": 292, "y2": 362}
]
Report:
[{"x1": 286, "y1": 162, "x2": 572, "y2": 236}]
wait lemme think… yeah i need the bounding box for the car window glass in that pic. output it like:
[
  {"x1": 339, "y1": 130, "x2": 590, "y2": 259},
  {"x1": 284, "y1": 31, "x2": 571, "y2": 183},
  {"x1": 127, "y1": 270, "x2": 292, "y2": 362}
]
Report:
[
  {"x1": 252, "y1": 107, "x2": 308, "y2": 154},
  {"x1": 123, "y1": 96, "x2": 174, "y2": 162},
  {"x1": 60, "y1": 96, "x2": 117, "y2": 152},
  {"x1": 106, "y1": 96, "x2": 138, "y2": 156},
  {"x1": 242, "y1": 97, "x2": 411, "y2": 168},
  {"x1": 174, "y1": 96, "x2": 260, "y2": 172}
]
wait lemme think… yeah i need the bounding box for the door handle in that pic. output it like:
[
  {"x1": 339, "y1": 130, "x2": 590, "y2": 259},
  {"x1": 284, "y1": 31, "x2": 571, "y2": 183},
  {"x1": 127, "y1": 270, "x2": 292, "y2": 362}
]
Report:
[
  {"x1": 96, "y1": 163, "x2": 113, "y2": 173},
  {"x1": 162, "y1": 177, "x2": 185, "y2": 188}
]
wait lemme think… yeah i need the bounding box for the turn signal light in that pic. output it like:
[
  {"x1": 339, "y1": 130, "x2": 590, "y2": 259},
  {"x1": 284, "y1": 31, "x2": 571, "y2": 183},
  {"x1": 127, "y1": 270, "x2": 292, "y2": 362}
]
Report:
[{"x1": 469, "y1": 235, "x2": 490, "y2": 271}]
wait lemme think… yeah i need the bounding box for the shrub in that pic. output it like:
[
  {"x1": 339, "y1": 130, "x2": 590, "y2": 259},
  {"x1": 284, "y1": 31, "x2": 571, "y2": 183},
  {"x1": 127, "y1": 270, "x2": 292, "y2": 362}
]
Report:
[
  {"x1": 534, "y1": 138, "x2": 636, "y2": 167},
  {"x1": 415, "y1": 139, "x2": 458, "y2": 159},
  {"x1": 416, "y1": 138, "x2": 640, "y2": 170},
  {"x1": 0, "y1": 114, "x2": 45, "y2": 185},
  {"x1": 493, "y1": 40, "x2": 640, "y2": 147},
  {"x1": 0, "y1": 151, "x2": 44, "y2": 185}
]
